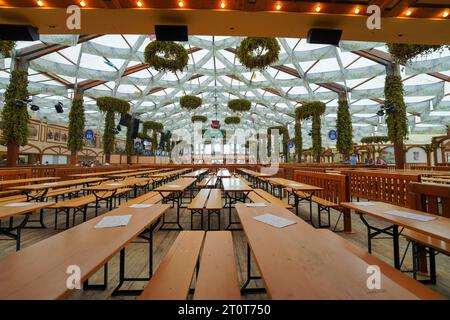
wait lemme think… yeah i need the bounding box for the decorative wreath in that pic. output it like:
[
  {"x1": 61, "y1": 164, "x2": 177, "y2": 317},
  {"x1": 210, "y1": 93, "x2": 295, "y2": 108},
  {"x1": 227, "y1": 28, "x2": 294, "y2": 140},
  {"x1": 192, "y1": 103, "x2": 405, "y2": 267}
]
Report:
[
  {"x1": 225, "y1": 116, "x2": 241, "y2": 125},
  {"x1": 191, "y1": 115, "x2": 207, "y2": 123},
  {"x1": 236, "y1": 37, "x2": 280, "y2": 70},
  {"x1": 180, "y1": 95, "x2": 202, "y2": 110},
  {"x1": 228, "y1": 99, "x2": 251, "y2": 112},
  {"x1": 386, "y1": 43, "x2": 448, "y2": 65},
  {"x1": 144, "y1": 41, "x2": 188, "y2": 73}
]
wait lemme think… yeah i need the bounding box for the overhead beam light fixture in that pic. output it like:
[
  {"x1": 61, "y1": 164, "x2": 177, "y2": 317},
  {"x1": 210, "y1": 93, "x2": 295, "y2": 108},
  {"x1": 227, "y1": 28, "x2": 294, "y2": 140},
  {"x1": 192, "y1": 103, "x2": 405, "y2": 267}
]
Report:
[
  {"x1": 79, "y1": 0, "x2": 86, "y2": 7},
  {"x1": 443, "y1": 10, "x2": 449, "y2": 18},
  {"x1": 315, "y1": 5, "x2": 321, "y2": 13},
  {"x1": 178, "y1": 1, "x2": 184, "y2": 8},
  {"x1": 276, "y1": 3, "x2": 281, "y2": 11},
  {"x1": 136, "y1": 1, "x2": 143, "y2": 7},
  {"x1": 220, "y1": 1, "x2": 226, "y2": 9}
]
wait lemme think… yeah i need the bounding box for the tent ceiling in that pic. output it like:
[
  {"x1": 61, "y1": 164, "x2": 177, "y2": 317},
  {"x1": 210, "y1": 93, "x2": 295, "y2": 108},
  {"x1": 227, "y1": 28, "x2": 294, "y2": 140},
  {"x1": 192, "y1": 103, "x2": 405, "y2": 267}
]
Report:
[{"x1": 0, "y1": 34, "x2": 449, "y2": 148}]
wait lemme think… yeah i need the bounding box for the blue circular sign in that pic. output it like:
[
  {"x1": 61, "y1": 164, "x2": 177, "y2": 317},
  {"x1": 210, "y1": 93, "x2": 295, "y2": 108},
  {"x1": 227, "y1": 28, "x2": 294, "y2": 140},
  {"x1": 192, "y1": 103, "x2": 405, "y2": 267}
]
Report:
[
  {"x1": 288, "y1": 141, "x2": 294, "y2": 149},
  {"x1": 135, "y1": 141, "x2": 142, "y2": 149},
  {"x1": 84, "y1": 129, "x2": 94, "y2": 141},
  {"x1": 328, "y1": 130, "x2": 337, "y2": 141}
]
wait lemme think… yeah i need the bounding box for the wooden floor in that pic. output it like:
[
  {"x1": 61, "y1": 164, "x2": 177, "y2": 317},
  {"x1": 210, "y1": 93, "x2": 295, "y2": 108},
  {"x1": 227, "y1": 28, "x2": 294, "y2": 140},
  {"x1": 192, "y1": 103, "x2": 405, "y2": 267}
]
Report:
[{"x1": 1, "y1": 192, "x2": 449, "y2": 300}]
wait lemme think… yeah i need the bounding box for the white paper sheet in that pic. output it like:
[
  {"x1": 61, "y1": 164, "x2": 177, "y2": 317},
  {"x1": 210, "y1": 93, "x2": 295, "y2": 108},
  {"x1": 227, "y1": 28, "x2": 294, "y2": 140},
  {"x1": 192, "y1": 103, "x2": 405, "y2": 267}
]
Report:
[
  {"x1": 246, "y1": 203, "x2": 267, "y2": 207},
  {"x1": 129, "y1": 204, "x2": 153, "y2": 209},
  {"x1": 94, "y1": 215, "x2": 132, "y2": 229},
  {"x1": 43, "y1": 182, "x2": 58, "y2": 186},
  {"x1": 4, "y1": 202, "x2": 32, "y2": 207},
  {"x1": 165, "y1": 184, "x2": 181, "y2": 188},
  {"x1": 253, "y1": 213, "x2": 297, "y2": 228},
  {"x1": 106, "y1": 183, "x2": 122, "y2": 186},
  {"x1": 354, "y1": 202, "x2": 376, "y2": 206},
  {"x1": 384, "y1": 210, "x2": 436, "y2": 222},
  {"x1": 288, "y1": 183, "x2": 304, "y2": 187}
]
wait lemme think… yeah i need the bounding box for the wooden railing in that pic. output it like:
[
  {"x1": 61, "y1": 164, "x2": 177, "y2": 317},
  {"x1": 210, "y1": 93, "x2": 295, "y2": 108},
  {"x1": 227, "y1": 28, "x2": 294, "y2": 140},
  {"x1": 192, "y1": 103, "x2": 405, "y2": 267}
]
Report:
[
  {"x1": 407, "y1": 182, "x2": 450, "y2": 217},
  {"x1": 293, "y1": 170, "x2": 351, "y2": 232},
  {"x1": 408, "y1": 165, "x2": 450, "y2": 171},
  {"x1": 341, "y1": 170, "x2": 421, "y2": 207}
]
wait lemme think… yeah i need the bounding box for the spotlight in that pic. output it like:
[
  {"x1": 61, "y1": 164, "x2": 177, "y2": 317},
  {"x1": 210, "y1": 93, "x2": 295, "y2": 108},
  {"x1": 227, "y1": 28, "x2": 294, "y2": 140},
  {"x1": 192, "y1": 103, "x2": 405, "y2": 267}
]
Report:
[
  {"x1": 220, "y1": 1, "x2": 225, "y2": 9},
  {"x1": 354, "y1": 7, "x2": 360, "y2": 14},
  {"x1": 112, "y1": 128, "x2": 119, "y2": 135},
  {"x1": 376, "y1": 109, "x2": 385, "y2": 117},
  {"x1": 385, "y1": 104, "x2": 396, "y2": 113},
  {"x1": 178, "y1": 1, "x2": 184, "y2": 8},
  {"x1": 36, "y1": 0, "x2": 44, "y2": 6},
  {"x1": 405, "y1": 9, "x2": 412, "y2": 16},
  {"x1": 136, "y1": 0, "x2": 143, "y2": 7},
  {"x1": 79, "y1": 0, "x2": 86, "y2": 7},
  {"x1": 308, "y1": 130, "x2": 312, "y2": 136},
  {"x1": 30, "y1": 104, "x2": 40, "y2": 111},
  {"x1": 116, "y1": 124, "x2": 122, "y2": 132},
  {"x1": 315, "y1": 5, "x2": 321, "y2": 12},
  {"x1": 54, "y1": 101, "x2": 64, "y2": 113},
  {"x1": 443, "y1": 11, "x2": 449, "y2": 18},
  {"x1": 276, "y1": 3, "x2": 281, "y2": 11},
  {"x1": 13, "y1": 100, "x2": 27, "y2": 108}
]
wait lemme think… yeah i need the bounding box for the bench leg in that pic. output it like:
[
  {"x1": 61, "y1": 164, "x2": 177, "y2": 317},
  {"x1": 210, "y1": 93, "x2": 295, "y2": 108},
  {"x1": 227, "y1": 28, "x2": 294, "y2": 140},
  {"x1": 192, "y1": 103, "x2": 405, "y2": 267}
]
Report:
[
  {"x1": 208, "y1": 209, "x2": 221, "y2": 231},
  {"x1": 0, "y1": 215, "x2": 30, "y2": 251},
  {"x1": 190, "y1": 209, "x2": 204, "y2": 230},
  {"x1": 23, "y1": 209, "x2": 47, "y2": 229},
  {"x1": 83, "y1": 263, "x2": 108, "y2": 291},
  {"x1": 240, "y1": 243, "x2": 266, "y2": 294},
  {"x1": 412, "y1": 243, "x2": 437, "y2": 285}
]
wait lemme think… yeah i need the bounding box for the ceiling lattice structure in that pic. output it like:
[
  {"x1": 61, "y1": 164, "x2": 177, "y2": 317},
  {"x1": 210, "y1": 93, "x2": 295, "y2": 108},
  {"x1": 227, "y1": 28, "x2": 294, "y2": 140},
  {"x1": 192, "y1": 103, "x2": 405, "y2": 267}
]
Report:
[{"x1": 0, "y1": 34, "x2": 449, "y2": 147}]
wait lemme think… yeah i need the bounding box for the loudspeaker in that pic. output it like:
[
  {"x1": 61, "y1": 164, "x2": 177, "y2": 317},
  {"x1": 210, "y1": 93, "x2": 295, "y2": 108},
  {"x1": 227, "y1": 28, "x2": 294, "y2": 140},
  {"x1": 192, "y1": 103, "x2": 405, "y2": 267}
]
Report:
[
  {"x1": 0, "y1": 24, "x2": 39, "y2": 41},
  {"x1": 307, "y1": 28, "x2": 342, "y2": 46},
  {"x1": 129, "y1": 118, "x2": 140, "y2": 139},
  {"x1": 154, "y1": 25, "x2": 188, "y2": 42},
  {"x1": 54, "y1": 102, "x2": 64, "y2": 113},
  {"x1": 119, "y1": 113, "x2": 132, "y2": 126}
]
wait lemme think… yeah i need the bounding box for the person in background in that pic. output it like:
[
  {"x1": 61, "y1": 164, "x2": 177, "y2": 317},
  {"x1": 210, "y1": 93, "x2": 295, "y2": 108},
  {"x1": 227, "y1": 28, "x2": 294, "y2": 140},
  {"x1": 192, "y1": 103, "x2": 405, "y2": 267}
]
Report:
[{"x1": 350, "y1": 154, "x2": 357, "y2": 166}]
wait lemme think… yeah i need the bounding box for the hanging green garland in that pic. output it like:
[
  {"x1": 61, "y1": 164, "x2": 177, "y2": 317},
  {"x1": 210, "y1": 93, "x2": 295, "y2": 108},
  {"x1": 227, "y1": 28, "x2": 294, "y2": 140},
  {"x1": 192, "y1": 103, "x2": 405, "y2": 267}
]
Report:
[
  {"x1": 144, "y1": 41, "x2": 188, "y2": 73},
  {"x1": 180, "y1": 95, "x2": 202, "y2": 110},
  {"x1": 191, "y1": 115, "x2": 207, "y2": 123},
  {"x1": 143, "y1": 120, "x2": 163, "y2": 151},
  {"x1": 225, "y1": 116, "x2": 240, "y2": 124},
  {"x1": 386, "y1": 43, "x2": 448, "y2": 65},
  {"x1": 67, "y1": 98, "x2": 85, "y2": 152},
  {"x1": 0, "y1": 40, "x2": 16, "y2": 57},
  {"x1": 360, "y1": 136, "x2": 390, "y2": 144},
  {"x1": 0, "y1": 70, "x2": 30, "y2": 147},
  {"x1": 294, "y1": 118, "x2": 302, "y2": 162},
  {"x1": 295, "y1": 101, "x2": 326, "y2": 161},
  {"x1": 384, "y1": 75, "x2": 408, "y2": 143},
  {"x1": 336, "y1": 98, "x2": 353, "y2": 157},
  {"x1": 228, "y1": 99, "x2": 251, "y2": 112},
  {"x1": 236, "y1": 37, "x2": 280, "y2": 70},
  {"x1": 96, "y1": 97, "x2": 130, "y2": 156}
]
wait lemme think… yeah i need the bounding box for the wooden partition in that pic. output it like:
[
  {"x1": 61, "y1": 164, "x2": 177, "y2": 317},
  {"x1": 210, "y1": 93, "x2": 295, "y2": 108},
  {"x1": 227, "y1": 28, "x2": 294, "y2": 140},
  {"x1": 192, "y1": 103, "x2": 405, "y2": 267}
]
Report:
[
  {"x1": 293, "y1": 170, "x2": 351, "y2": 232},
  {"x1": 407, "y1": 182, "x2": 450, "y2": 217},
  {"x1": 341, "y1": 170, "x2": 421, "y2": 207}
]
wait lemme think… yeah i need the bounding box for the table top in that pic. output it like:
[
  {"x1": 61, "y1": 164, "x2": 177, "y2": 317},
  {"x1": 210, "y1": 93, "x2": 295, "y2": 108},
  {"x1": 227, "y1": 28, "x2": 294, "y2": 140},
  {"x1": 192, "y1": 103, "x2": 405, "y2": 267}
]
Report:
[
  {"x1": 0, "y1": 177, "x2": 60, "y2": 188},
  {"x1": 154, "y1": 178, "x2": 196, "y2": 192},
  {"x1": 267, "y1": 177, "x2": 323, "y2": 191},
  {"x1": 239, "y1": 168, "x2": 274, "y2": 177},
  {"x1": 217, "y1": 169, "x2": 231, "y2": 178},
  {"x1": 182, "y1": 169, "x2": 208, "y2": 178},
  {"x1": 235, "y1": 203, "x2": 443, "y2": 300},
  {"x1": 148, "y1": 169, "x2": 190, "y2": 178},
  {"x1": 107, "y1": 169, "x2": 161, "y2": 179},
  {"x1": 83, "y1": 178, "x2": 151, "y2": 192},
  {"x1": 0, "y1": 203, "x2": 170, "y2": 300},
  {"x1": 341, "y1": 201, "x2": 450, "y2": 243},
  {"x1": 0, "y1": 201, "x2": 56, "y2": 220},
  {"x1": 9, "y1": 177, "x2": 107, "y2": 191},
  {"x1": 68, "y1": 169, "x2": 136, "y2": 178},
  {"x1": 222, "y1": 178, "x2": 253, "y2": 192}
]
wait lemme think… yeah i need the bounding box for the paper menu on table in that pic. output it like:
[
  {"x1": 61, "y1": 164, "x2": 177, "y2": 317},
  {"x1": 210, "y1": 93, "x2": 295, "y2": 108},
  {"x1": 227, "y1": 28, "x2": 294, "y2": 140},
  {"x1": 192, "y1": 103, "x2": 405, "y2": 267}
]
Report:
[
  {"x1": 384, "y1": 210, "x2": 436, "y2": 222},
  {"x1": 128, "y1": 204, "x2": 153, "y2": 209},
  {"x1": 43, "y1": 182, "x2": 58, "y2": 186},
  {"x1": 253, "y1": 213, "x2": 297, "y2": 228},
  {"x1": 288, "y1": 183, "x2": 304, "y2": 187},
  {"x1": 165, "y1": 184, "x2": 181, "y2": 188},
  {"x1": 4, "y1": 202, "x2": 32, "y2": 207},
  {"x1": 354, "y1": 202, "x2": 376, "y2": 206},
  {"x1": 106, "y1": 183, "x2": 122, "y2": 186},
  {"x1": 246, "y1": 203, "x2": 267, "y2": 207},
  {"x1": 94, "y1": 215, "x2": 132, "y2": 229}
]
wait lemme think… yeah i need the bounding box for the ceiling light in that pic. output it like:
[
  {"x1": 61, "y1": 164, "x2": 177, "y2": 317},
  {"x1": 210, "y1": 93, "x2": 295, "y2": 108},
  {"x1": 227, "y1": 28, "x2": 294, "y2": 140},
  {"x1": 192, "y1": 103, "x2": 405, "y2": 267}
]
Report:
[
  {"x1": 36, "y1": 0, "x2": 44, "y2": 6},
  {"x1": 405, "y1": 9, "x2": 412, "y2": 16},
  {"x1": 220, "y1": 1, "x2": 225, "y2": 9},
  {"x1": 178, "y1": 1, "x2": 184, "y2": 8},
  {"x1": 136, "y1": 0, "x2": 143, "y2": 7},
  {"x1": 354, "y1": 7, "x2": 360, "y2": 14},
  {"x1": 79, "y1": 0, "x2": 86, "y2": 7},
  {"x1": 443, "y1": 11, "x2": 449, "y2": 18},
  {"x1": 315, "y1": 5, "x2": 321, "y2": 12},
  {"x1": 376, "y1": 110, "x2": 385, "y2": 117},
  {"x1": 30, "y1": 104, "x2": 40, "y2": 111},
  {"x1": 276, "y1": 3, "x2": 281, "y2": 11}
]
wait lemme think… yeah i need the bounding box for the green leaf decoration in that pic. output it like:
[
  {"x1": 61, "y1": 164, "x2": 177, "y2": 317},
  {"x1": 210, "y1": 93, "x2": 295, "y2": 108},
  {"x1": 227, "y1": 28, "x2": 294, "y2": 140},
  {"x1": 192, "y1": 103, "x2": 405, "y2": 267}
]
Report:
[
  {"x1": 144, "y1": 41, "x2": 188, "y2": 73},
  {"x1": 67, "y1": 98, "x2": 85, "y2": 152},
  {"x1": 180, "y1": 95, "x2": 202, "y2": 110},
  {"x1": 236, "y1": 37, "x2": 280, "y2": 70}
]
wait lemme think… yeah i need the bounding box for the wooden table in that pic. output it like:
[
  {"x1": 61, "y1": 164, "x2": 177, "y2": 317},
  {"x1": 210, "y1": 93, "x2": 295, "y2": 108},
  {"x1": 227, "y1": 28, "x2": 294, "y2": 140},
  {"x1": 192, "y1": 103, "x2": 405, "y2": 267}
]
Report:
[
  {"x1": 9, "y1": 177, "x2": 106, "y2": 201},
  {"x1": 68, "y1": 169, "x2": 136, "y2": 178},
  {"x1": 266, "y1": 177, "x2": 323, "y2": 216},
  {"x1": 341, "y1": 201, "x2": 450, "y2": 269},
  {"x1": 238, "y1": 168, "x2": 274, "y2": 189},
  {"x1": 221, "y1": 178, "x2": 253, "y2": 230},
  {"x1": 154, "y1": 177, "x2": 196, "y2": 230},
  {"x1": 182, "y1": 169, "x2": 208, "y2": 179},
  {"x1": 0, "y1": 201, "x2": 55, "y2": 251},
  {"x1": 0, "y1": 203, "x2": 170, "y2": 299},
  {"x1": 0, "y1": 177, "x2": 60, "y2": 188},
  {"x1": 235, "y1": 203, "x2": 444, "y2": 299}
]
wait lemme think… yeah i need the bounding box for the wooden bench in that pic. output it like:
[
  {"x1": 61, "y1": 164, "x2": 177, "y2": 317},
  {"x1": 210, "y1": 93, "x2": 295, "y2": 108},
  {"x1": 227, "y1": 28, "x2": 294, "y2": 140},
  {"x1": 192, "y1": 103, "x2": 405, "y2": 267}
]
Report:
[
  {"x1": 197, "y1": 177, "x2": 210, "y2": 188},
  {"x1": 206, "y1": 176, "x2": 218, "y2": 188},
  {"x1": 402, "y1": 182, "x2": 450, "y2": 284},
  {"x1": 193, "y1": 231, "x2": 240, "y2": 300},
  {"x1": 188, "y1": 189, "x2": 210, "y2": 230},
  {"x1": 253, "y1": 188, "x2": 292, "y2": 209},
  {"x1": 51, "y1": 195, "x2": 98, "y2": 230},
  {"x1": 188, "y1": 189, "x2": 223, "y2": 230},
  {"x1": 45, "y1": 187, "x2": 81, "y2": 202},
  {"x1": 121, "y1": 191, "x2": 162, "y2": 207},
  {"x1": 205, "y1": 189, "x2": 222, "y2": 230},
  {"x1": 139, "y1": 231, "x2": 205, "y2": 300},
  {"x1": 0, "y1": 194, "x2": 28, "y2": 204}
]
